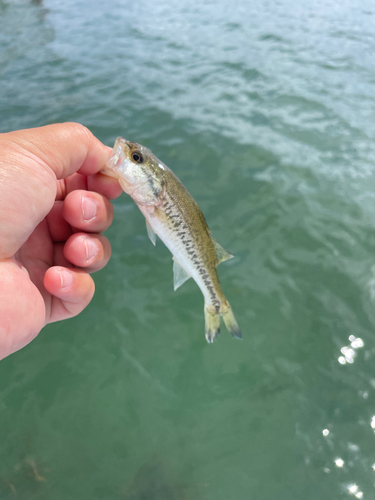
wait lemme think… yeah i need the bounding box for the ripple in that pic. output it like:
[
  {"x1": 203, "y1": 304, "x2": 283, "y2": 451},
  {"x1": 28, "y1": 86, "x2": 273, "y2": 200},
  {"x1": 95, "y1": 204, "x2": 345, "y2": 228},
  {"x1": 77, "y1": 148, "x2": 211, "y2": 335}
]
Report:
[{"x1": 2, "y1": 0, "x2": 375, "y2": 498}]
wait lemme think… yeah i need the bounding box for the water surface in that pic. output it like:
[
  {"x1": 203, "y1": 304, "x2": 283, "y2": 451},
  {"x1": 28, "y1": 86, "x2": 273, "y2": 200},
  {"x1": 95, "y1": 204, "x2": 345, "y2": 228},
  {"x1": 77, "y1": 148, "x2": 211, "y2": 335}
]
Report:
[{"x1": 1, "y1": 0, "x2": 375, "y2": 498}]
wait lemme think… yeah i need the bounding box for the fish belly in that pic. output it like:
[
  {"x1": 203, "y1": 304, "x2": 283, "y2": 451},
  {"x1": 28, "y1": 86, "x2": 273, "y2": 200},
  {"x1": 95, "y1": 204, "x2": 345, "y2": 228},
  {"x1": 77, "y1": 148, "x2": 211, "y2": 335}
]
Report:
[{"x1": 145, "y1": 212, "x2": 219, "y2": 306}]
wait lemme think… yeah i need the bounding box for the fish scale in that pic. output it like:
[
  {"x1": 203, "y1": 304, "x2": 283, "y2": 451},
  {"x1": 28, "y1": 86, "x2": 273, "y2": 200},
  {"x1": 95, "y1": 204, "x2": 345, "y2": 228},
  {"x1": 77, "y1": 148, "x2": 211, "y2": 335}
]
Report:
[
  {"x1": 102, "y1": 137, "x2": 242, "y2": 343},
  {"x1": 146, "y1": 191, "x2": 221, "y2": 309}
]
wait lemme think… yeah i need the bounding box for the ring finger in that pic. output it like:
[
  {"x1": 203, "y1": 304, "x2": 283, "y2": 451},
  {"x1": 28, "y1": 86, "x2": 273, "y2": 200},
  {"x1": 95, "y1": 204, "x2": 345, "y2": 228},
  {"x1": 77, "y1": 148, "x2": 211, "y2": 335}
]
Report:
[{"x1": 63, "y1": 232, "x2": 112, "y2": 272}]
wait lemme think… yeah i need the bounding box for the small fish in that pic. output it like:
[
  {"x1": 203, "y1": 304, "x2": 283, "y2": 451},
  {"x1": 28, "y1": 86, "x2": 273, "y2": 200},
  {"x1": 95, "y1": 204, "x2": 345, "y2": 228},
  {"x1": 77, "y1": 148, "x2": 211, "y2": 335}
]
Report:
[{"x1": 102, "y1": 137, "x2": 241, "y2": 343}]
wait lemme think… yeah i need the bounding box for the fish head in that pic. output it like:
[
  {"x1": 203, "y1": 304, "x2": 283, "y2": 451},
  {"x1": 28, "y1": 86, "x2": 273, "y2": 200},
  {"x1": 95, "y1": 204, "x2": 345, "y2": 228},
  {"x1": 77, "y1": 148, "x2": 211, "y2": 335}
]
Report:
[{"x1": 103, "y1": 137, "x2": 165, "y2": 205}]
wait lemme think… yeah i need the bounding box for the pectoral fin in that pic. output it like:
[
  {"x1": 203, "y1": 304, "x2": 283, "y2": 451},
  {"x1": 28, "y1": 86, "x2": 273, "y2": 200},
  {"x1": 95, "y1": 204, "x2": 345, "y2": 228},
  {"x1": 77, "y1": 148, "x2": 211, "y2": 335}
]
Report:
[
  {"x1": 146, "y1": 221, "x2": 157, "y2": 246},
  {"x1": 173, "y1": 258, "x2": 191, "y2": 291},
  {"x1": 212, "y1": 238, "x2": 234, "y2": 265}
]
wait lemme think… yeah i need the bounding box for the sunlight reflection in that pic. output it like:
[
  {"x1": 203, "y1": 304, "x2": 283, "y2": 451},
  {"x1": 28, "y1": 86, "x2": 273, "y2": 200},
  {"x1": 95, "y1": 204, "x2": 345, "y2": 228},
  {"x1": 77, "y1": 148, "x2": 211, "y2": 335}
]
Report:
[
  {"x1": 338, "y1": 337, "x2": 364, "y2": 365},
  {"x1": 322, "y1": 429, "x2": 329, "y2": 436},
  {"x1": 348, "y1": 484, "x2": 363, "y2": 498},
  {"x1": 350, "y1": 337, "x2": 364, "y2": 349}
]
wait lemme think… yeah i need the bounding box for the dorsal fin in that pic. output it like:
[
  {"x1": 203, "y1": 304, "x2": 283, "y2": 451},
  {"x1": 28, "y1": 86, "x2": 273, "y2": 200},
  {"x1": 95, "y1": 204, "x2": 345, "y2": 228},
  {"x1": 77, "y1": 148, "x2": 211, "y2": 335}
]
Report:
[{"x1": 212, "y1": 238, "x2": 234, "y2": 266}]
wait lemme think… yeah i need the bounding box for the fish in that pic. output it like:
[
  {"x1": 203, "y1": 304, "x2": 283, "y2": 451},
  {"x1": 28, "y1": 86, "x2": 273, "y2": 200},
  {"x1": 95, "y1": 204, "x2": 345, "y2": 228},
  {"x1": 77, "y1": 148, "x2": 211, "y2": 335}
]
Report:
[{"x1": 101, "y1": 137, "x2": 241, "y2": 343}]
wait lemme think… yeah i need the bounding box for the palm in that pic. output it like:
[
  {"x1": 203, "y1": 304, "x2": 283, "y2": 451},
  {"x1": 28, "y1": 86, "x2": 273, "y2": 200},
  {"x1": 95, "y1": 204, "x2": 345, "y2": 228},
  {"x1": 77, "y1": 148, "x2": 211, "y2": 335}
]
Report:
[
  {"x1": 2, "y1": 221, "x2": 53, "y2": 350},
  {"x1": 17, "y1": 216, "x2": 57, "y2": 325},
  {"x1": 0, "y1": 123, "x2": 122, "y2": 359}
]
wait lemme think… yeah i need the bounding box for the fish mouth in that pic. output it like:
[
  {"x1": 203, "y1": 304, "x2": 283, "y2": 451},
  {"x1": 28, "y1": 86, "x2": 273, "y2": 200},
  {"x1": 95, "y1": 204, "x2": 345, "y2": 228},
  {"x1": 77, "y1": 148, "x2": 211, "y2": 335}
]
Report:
[{"x1": 106, "y1": 136, "x2": 130, "y2": 172}]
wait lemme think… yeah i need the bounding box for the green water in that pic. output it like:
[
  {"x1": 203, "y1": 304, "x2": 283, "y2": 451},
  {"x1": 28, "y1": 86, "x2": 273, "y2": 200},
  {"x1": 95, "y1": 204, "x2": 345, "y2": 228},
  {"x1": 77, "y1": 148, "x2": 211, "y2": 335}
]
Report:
[{"x1": 2, "y1": 0, "x2": 375, "y2": 498}]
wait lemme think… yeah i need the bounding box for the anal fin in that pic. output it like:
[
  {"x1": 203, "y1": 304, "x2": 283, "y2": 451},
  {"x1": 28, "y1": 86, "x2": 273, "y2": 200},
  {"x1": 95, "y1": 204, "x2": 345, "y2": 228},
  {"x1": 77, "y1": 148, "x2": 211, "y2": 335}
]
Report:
[
  {"x1": 173, "y1": 257, "x2": 191, "y2": 291},
  {"x1": 146, "y1": 220, "x2": 157, "y2": 246}
]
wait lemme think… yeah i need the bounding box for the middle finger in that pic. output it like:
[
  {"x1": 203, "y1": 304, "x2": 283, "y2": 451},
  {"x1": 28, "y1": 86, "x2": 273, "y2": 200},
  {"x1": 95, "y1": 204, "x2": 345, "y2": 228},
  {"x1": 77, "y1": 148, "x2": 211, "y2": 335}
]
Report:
[{"x1": 62, "y1": 190, "x2": 114, "y2": 234}]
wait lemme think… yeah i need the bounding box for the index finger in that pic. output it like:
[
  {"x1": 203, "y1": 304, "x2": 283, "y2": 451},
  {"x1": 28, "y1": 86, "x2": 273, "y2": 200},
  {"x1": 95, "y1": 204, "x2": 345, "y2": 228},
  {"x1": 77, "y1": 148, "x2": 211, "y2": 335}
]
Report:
[
  {"x1": 6, "y1": 122, "x2": 112, "y2": 180},
  {"x1": 56, "y1": 172, "x2": 123, "y2": 201}
]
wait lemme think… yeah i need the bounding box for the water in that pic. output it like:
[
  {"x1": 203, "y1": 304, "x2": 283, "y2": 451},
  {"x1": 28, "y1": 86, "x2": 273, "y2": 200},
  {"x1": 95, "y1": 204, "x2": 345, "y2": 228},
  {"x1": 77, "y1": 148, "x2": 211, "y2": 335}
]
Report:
[{"x1": 1, "y1": 0, "x2": 375, "y2": 498}]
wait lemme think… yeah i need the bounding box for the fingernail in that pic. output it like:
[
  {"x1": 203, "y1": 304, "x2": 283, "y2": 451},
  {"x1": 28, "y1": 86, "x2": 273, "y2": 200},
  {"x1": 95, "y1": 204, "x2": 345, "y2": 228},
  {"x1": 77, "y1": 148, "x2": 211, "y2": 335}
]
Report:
[
  {"x1": 84, "y1": 237, "x2": 99, "y2": 262},
  {"x1": 60, "y1": 270, "x2": 73, "y2": 289},
  {"x1": 82, "y1": 196, "x2": 97, "y2": 221}
]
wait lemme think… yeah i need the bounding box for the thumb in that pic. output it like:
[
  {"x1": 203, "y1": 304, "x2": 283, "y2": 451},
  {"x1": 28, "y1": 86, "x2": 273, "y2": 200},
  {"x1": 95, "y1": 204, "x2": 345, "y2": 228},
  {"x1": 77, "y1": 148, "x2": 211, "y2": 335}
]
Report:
[{"x1": 0, "y1": 123, "x2": 111, "y2": 260}]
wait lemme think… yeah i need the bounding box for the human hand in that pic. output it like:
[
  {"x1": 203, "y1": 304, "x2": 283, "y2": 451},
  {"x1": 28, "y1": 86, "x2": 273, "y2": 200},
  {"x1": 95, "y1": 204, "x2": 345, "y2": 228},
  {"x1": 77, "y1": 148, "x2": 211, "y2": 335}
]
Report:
[{"x1": 0, "y1": 123, "x2": 123, "y2": 359}]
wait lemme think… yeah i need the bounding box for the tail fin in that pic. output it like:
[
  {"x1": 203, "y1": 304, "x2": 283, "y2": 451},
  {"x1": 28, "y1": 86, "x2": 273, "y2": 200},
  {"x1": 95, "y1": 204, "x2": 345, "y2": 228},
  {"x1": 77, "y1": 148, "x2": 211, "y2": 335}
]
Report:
[
  {"x1": 204, "y1": 301, "x2": 242, "y2": 343},
  {"x1": 222, "y1": 301, "x2": 242, "y2": 340},
  {"x1": 204, "y1": 305, "x2": 221, "y2": 343}
]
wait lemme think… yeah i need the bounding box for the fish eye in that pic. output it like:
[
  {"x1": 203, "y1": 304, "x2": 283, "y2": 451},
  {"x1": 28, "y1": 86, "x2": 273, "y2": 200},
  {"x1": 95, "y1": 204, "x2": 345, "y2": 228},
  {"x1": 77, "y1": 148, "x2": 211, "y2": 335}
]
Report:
[{"x1": 131, "y1": 151, "x2": 144, "y2": 164}]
